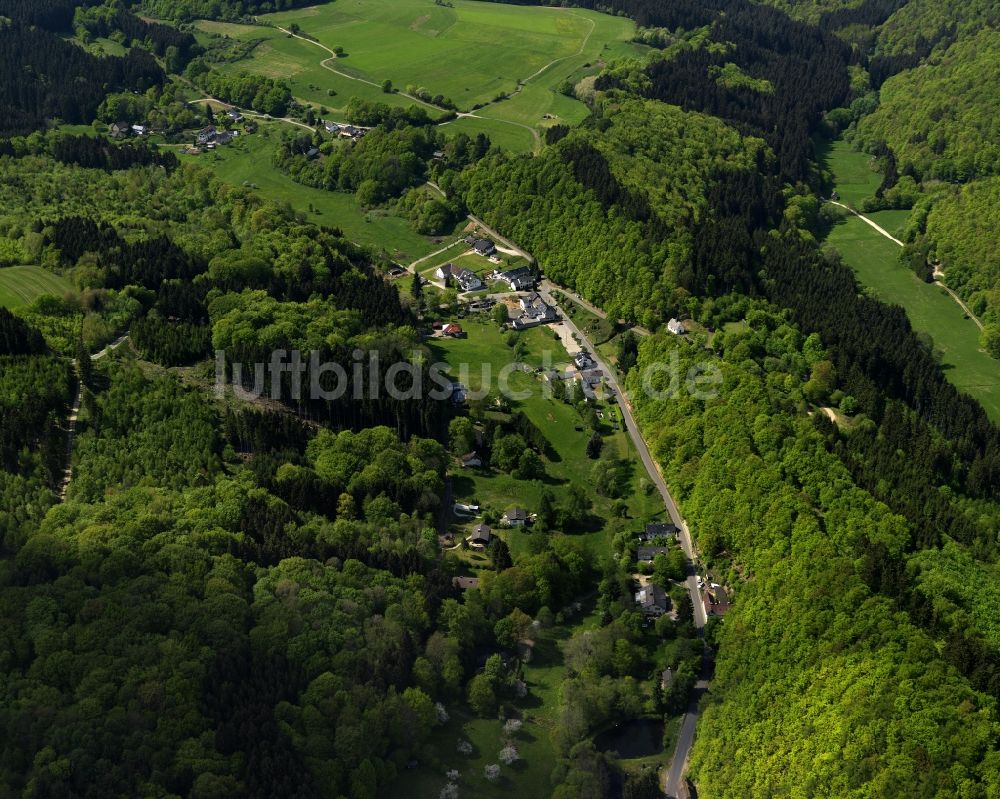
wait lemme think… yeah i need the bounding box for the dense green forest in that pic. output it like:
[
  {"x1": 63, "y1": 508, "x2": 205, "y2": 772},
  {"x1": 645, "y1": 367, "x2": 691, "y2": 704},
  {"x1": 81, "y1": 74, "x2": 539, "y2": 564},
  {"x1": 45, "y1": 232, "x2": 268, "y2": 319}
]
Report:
[
  {"x1": 856, "y1": 29, "x2": 1000, "y2": 181},
  {"x1": 460, "y1": 100, "x2": 767, "y2": 327},
  {"x1": 0, "y1": 0, "x2": 998, "y2": 796},
  {"x1": 627, "y1": 312, "x2": 1000, "y2": 798}
]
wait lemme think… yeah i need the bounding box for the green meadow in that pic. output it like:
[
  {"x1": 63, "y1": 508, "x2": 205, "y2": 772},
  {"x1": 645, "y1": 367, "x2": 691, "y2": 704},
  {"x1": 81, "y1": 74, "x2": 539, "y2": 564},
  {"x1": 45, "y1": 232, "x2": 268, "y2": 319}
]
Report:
[
  {"x1": 199, "y1": 0, "x2": 646, "y2": 152},
  {"x1": 826, "y1": 213, "x2": 1000, "y2": 421},
  {"x1": 178, "y1": 124, "x2": 462, "y2": 260},
  {"x1": 0, "y1": 266, "x2": 73, "y2": 309}
]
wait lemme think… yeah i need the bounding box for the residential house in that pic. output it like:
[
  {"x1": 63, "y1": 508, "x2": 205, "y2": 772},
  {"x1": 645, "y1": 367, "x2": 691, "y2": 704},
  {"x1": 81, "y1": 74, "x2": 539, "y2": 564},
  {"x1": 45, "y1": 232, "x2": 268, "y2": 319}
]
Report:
[
  {"x1": 305, "y1": 147, "x2": 320, "y2": 159},
  {"x1": 197, "y1": 126, "x2": 218, "y2": 146},
  {"x1": 667, "y1": 318, "x2": 686, "y2": 336},
  {"x1": 634, "y1": 583, "x2": 670, "y2": 616},
  {"x1": 453, "y1": 576, "x2": 481, "y2": 590},
  {"x1": 637, "y1": 546, "x2": 670, "y2": 563},
  {"x1": 454, "y1": 268, "x2": 484, "y2": 292},
  {"x1": 454, "y1": 501, "x2": 480, "y2": 514},
  {"x1": 324, "y1": 121, "x2": 340, "y2": 134},
  {"x1": 216, "y1": 131, "x2": 235, "y2": 146},
  {"x1": 473, "y1": 238, "x2": 496, "y2": 256},
  {"x1": 227, "y1": 109, "x2": 243, "y2": 123},
  {"x1": 502, "y1": 508, "x2": 528, "y2": 527},
  {"x1": 109, "y1": 122, "x2": 129, "y2": 139},
  {"x1": 703, "y1": 584, "x2": 730, "y2": 616},
  {"x1": 131, "y1": 124, "x2": 147, "y2": 136},
  {"x1": 512, "y1": 293, "x2": 556, "y2": 329},
  {"x1": 641, "y1": 522, "x2": 680, "y2": 542},
  {"x1": 442, "y1": 323, "x2": 464, "y2": 338},
  {"x1": 574, "y1": 352, "x2": 596, "y2": 370},
  {"x1": 436, "y1": 263, "x2": 456, "y2": 282},
  {"x1": 460, "y1": 451, "x2": 482, "y2": 468},
  {"x1": 498, "y1": 265, "x2": 536, "y2": 291},
  {"x1": 467, "y1": 523, "x2": 492, "y2": 550}
]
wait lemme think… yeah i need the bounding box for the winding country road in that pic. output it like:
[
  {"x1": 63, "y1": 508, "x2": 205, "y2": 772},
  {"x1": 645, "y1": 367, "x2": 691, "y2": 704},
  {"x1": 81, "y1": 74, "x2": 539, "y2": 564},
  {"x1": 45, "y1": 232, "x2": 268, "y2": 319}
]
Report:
[{"x1": 829, "y1": 200, "x2": 984, "y2": 331}]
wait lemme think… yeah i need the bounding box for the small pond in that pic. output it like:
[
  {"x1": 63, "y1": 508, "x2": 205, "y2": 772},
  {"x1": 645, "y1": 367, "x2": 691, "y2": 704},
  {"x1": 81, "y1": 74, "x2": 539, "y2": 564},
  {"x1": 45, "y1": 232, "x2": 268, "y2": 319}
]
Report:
[{"x1": 594, "y1": 718, "x2": 664, "y2": 759}]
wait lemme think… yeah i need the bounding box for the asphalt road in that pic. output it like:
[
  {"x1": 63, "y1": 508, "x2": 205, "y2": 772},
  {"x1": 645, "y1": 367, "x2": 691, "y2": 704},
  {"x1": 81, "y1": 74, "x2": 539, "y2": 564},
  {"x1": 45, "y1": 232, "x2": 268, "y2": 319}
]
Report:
[{"x1": 539, "y1": 283, "x2": 708, "y2": 796}]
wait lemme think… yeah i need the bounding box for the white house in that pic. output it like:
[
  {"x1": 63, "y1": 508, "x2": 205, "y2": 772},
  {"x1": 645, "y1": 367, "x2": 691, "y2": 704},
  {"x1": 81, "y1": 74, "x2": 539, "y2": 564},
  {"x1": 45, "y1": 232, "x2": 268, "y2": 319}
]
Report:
[{"x1": 667, "y1": 318, "x2": 686, "y2": 335}]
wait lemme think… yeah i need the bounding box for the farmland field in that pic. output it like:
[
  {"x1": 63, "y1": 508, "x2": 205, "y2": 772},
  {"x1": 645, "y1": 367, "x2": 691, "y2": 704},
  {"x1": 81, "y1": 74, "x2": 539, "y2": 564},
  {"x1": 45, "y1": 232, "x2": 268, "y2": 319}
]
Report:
[
  {"x1": 197, "y1": 0, "x2": 646, "y2": 151},
  {"x1": 0, "y1": 266, "x2": 73, "y2": 309}
]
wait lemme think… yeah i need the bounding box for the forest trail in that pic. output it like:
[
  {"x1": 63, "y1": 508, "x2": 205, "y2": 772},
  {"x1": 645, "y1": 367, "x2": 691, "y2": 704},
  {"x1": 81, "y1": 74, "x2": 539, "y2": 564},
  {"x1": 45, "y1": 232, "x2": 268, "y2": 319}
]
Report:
[
  {"x1": 828, "y1": 200, "x2": 985, "y2": 331},
  {"x1": 59, "y1": 335, "x2": 130, "y2": 501}
]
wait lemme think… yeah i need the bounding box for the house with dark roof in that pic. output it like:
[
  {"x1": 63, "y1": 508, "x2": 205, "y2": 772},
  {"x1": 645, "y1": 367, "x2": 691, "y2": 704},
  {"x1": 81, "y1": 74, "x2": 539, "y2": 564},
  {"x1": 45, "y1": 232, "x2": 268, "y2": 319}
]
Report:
[
  {"x1": 473, "y1": 238, "x2": 496, "y2": 256},
  {"x1": 641, "y1": 522, "x2": 680, "y2": 542},
  {"x1": 467, "y1": 523, "x2": 492, "y2": 549},
  {"x1": 512, "y1": 293, "x2": 556, "y2": 329},
  {"x1": 574, "y1": 352, "x2": 596, "y2": 370},
  {"x1": 637, "y1": 546, "x2": 670, "y2": 563},
  {"x1": 498, "y1": 266, "x2": 535, "y2": 291},
  {"x1": 501, "y1": 508, "x2": 528, "y2": 527},
  {"x1": 197, "y1": 126, "x2": 218, "y2": 145},
  {"x1": 109, "y1": 122, "x2": 129, "y2": 139},
  {"x1": 634, "y1": 584, "x2": 670, "y2": 616},
  {"x1": 456, "y1": 269, "x2": 483, "y2": 292}
]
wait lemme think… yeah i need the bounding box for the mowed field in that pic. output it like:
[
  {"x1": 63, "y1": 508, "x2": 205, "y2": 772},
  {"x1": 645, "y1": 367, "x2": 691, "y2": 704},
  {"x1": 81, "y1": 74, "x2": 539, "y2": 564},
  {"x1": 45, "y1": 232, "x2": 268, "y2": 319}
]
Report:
[
  {"x1": 197, "y1": 0, "x2": 645, "y2": 151},
  {"x1": 0, "y1": 266, "x2": 73, "y2": 309}
]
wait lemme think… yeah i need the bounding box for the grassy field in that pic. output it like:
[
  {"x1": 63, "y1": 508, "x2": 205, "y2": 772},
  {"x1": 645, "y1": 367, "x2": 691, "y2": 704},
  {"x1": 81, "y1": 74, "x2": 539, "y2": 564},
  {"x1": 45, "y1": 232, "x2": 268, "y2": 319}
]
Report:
[
  {"x1": 816, "y1": 138, "x2": 880, "y2": 207},
  {"x1": 177, "y1": 123, "x2": 462, "y2": 260},
  {"x1": 0, "y1": 266, "x2": 73, "y2": 309},
  {"x1": 826, "y1": 214, "x2": 1000, "y2": 420},
  {"x1": 199, "y1": 0, "x2": 646, "y2": 152}
]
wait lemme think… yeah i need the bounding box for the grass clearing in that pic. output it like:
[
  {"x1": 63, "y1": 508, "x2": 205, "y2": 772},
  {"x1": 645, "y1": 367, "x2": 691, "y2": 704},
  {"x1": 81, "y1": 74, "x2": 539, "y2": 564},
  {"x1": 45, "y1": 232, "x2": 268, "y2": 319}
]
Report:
[
  {"x1": 178, "y1": 124, "x2": 462, "y2": 259},
  {"x1": 816, "y1": 137, "x2": 880, "y2": 207},
  {"x1": 826, "y1": 214, "x2": 1000, "y2": 421},
  {"x1": 202, "y1": 0, "x2": 645, "y2": 151},
  {"x1": 0, "y1": 266, "x2": 73, "y2": 309}
]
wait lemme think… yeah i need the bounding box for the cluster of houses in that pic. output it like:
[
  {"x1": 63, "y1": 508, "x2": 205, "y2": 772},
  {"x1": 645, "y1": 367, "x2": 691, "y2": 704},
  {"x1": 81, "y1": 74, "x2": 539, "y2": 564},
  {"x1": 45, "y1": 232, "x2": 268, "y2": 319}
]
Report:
[
  {"x1": 436, "y1": 263, "x2": 484, "y2": 292},
  {"x1": 542, "y1": 351, "x2": 605, "y2": 402},
  {"x1": 512, "y1": 292, "x2": 556, "y2": 330},
  {"x1": 109, "y1": 122, "x2": 149, "y2": 139},
  {"x1": 323, "y1": 121, "x2": 368, "y2": 141}
]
